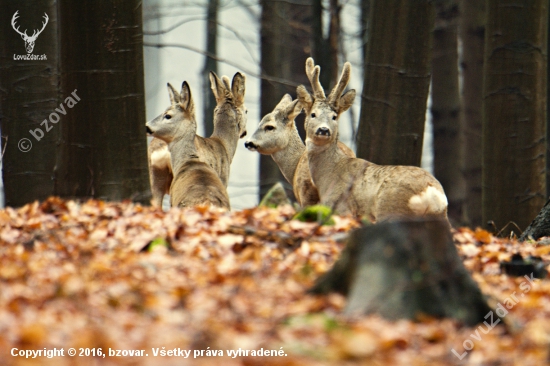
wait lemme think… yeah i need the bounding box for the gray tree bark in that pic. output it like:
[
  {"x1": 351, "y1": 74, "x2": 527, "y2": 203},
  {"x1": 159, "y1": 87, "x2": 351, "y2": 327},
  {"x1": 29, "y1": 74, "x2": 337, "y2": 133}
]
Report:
[
  {"x1": 0, "y1": 0, "x2": 60, "y2": 207},
  {"x1": 482, "y1": 0, "x2": 548, "y2": 235},
  {"x1": 201, "y1": 0, "x2": 218, "y2": 137},
  {"x1": 356, "y1": 0, "x2": 434, "y2": 166},
  {"x1": 54, "y1": 0, "x2": 151, "y2": 203},
  {"x1": 431, "y1": 0, "x2": 465, "y2": 225},
  {"x1": 310, "y1": 219, "x2": 491, "y2": 326},
  {"x1": 459, "y1": 0, "x2": 485, "y2": 228}
]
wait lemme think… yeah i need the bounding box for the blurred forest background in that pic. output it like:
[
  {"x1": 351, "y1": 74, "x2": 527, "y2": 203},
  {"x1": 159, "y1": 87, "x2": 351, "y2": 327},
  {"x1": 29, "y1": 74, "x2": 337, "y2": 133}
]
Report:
[{"x1": 0, "y1": 0, "x2": 548, "y2": 235}]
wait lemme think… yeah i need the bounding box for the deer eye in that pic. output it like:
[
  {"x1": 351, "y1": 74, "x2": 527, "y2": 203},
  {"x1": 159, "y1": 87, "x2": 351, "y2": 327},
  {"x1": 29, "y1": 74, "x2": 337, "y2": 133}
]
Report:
[
  {"x1": 264, "y1": 125, "x2": 275, "y2": 131},
  {"x1": 311, "y1": 113, "x2": 316, "y2": 118},
  {"x1": 332, "y1": 115, "x2": 337, "y2": 120},
  {"x1": 164, "y1": 114, "x2": 172, "y2": 120}
]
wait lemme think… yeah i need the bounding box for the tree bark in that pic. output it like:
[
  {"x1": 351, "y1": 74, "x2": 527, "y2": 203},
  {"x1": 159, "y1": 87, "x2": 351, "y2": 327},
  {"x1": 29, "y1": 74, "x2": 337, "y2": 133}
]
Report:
[
  {"x1": 431, "y1": 0, "x2": 465, "y2": 225},
  {"x1": 356, "y1": 0, "x2": 434, "y2": 166},
  {"x1": 259, "y1": 0, "x2": 310, "y2": 201},
  {"x1": 310, "y1": 219, "x2": 491, "y2": 326},
  {"x1": 482, "y1": 0, "x2": 548, "y2": 236},
  {"x1": 54, "y1": 0, "x2": 151, "y2": 203},
  {"x1": 0, "y1": 0, "x2": 60, "y2": 207},
  {"x1": 201, "y1": 0, "x2": 218, "y2": 137},
  {"x1": 459, "y1": 0, "x2": 485, "y2": 228},
  {"x1": 519, "y1": 197, "x2": 550, "y2": 241}
]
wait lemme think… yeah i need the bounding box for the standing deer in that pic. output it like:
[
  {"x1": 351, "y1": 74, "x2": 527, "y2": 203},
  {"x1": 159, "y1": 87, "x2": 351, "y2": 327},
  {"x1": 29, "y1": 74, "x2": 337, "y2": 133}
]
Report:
[
  {"x1": 148, "y1": 71, "x2": 246, "y2": 207},
  {"x1": 11, "y1": 11, "x2": 48, "y2": 54},
  {"x1": 245, "y1": 94, "x2": 355, "y2": 206},
  {"x1": 297, "y1": 58, "x2": 448, "y2": 223},
  {"x1": 146, "y1": 82, "x2": 230, "y2": 209}
]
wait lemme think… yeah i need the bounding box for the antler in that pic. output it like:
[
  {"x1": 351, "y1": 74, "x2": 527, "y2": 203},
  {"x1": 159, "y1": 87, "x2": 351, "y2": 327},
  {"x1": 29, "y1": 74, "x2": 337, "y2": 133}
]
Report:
[
  {"x1": 327, "y1": 62, "x2": 352, "y2": 108},
  {"x1": 28, "y1": 13, "x2": 49, "y2": 40},
  {"x1": 305, "y1": 57, "x2": 326, "y2": 100},
  {"x1": 11, "y1": 11, "x2": 28, "y2": 38}
]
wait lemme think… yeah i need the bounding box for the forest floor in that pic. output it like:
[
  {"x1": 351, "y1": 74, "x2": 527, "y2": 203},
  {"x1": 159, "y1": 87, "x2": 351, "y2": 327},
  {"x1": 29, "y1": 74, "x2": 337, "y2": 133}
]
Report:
[{"x1": 1, "y1": 197, "x2": 549, "y2": 365}]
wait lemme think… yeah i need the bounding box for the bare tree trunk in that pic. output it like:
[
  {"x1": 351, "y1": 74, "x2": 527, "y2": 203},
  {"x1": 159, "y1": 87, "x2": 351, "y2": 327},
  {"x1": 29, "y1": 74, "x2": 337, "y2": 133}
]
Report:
[
  {"x1": 259, "y1": 0, "x2": 290, "y2": 200},
  {"x1": 311, "y1": 219, "x2": 491, "y2": 326},
  {"x1": 459, "y1": 0, "x2": 485, "y2": 228},
  {"x1": 312, "y1": 0, "x2": 341, "y2": 91},
  {"x1": 482, "y1": 0, "x2": 547, "y2": 236},
  {"x1": 356, "y1": 0, "x2": 434, "y2": 166},
  {"x1": 259, "y1": 0, "x2": 310, "y2": 201},
  {"x1": 201, "y1": 0, "x2": 218, "y2": 137},
  {"x1": 0, "y1": 0, "x2": 60, "y2": 207},
  {"x1": 54, "y1": 0, "x2": 151, "y2": 203},
  {"x1": 431, "y1": 0, "x2": 464, "y2": 225}
]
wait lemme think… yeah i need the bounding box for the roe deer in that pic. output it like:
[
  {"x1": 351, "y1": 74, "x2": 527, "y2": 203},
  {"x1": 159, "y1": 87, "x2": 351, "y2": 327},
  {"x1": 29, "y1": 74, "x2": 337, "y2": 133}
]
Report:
[
  {"x1": 244, "y1": 94, "x2": 355, "y2": 206},
  {"x1": 148, "y1": 71, "x2": 247, "y2": 207},
  {"x1": 146, "y1": 82, "x2": 230, "y2": 209},
  {"x1": 297, "y1": 58, "x2": 448, "y2": 223}
]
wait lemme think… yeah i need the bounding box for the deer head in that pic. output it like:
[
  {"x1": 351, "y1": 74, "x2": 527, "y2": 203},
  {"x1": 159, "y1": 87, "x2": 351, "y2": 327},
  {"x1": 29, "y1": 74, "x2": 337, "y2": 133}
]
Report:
[
  {"x1": 146, "y1": 81, "x2": 196, "y2": 144},
  {"x1": 11, "y1": 11, "x2": 49, "y2": 54},
  {"x1": 297, "y1": 57, "x2": 356, "y2": 148},
  {"x1": 245, "y1": 94, "x2": 302, "y2": 154},
  {"x1": 209, "y1": 71, "x2": 248, "y2": 139}
]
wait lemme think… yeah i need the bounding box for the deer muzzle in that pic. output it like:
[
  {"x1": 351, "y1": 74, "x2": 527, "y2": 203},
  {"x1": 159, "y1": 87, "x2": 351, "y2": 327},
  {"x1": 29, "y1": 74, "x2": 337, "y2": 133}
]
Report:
[
  {"x1": 244, "y1": 141, "x2": 258, "y2": 151},
  {"x1": 146, "y1": 126, "x2": 153, "y2": 135},
  {"x1": 315, "y1": 127, "x2": 331, "y2": 137}
]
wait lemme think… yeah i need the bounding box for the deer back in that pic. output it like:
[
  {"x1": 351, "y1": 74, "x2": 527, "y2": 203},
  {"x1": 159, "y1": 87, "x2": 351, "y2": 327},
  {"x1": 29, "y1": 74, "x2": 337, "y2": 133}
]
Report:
[{"x1": 170, "y1": 160, "x2": 230, "y2": 209}]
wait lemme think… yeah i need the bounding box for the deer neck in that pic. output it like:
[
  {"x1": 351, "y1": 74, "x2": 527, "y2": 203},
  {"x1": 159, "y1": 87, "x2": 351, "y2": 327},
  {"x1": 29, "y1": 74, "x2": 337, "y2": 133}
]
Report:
[
  {"x1": 306, "y1": 138, "x2": 346, "y2": 192},
  {"x1": 168, "y1": 127, "x2": 200, "y2": 175},
  {"x1": 211, "y1": 103, "x2": 239, "y2": 160},
  {"x1": 271, "y1": 124, "x2": 305, "y2": 184}
]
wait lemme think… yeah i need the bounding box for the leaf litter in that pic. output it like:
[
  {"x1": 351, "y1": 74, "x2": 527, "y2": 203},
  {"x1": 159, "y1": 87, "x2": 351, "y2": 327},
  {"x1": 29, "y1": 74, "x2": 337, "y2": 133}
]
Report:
[{"x1": 0, "y1": 197, "x2": 550, "y2": 365}]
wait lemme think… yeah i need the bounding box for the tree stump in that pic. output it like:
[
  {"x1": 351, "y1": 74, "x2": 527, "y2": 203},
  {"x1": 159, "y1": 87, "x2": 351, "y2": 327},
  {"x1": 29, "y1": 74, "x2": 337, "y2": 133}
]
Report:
[
  {"x1": 310, "y1": 219, "x2": 491, "y2": 326},
  {"x1": 519, "y1": 198, "x2": 550, "y2": 241}
]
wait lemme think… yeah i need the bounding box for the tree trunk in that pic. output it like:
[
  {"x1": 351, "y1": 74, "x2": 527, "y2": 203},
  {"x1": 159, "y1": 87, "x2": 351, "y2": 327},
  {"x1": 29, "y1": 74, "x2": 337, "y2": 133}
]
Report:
[
  {"x1": 482, "y1": 0, "x2": 547, "y2": 236},
  {"x1": 201, "y1": 0, "x2": 218, "y2": 137},
  {"x1": 310, "y1": 219, "x2": 491, "y2": 326},
  {"x1": 519, "y1": 197, "x2": 550, "y2": 241},
  {"x1": 259, "y1": 0, "x2": 310, "y2": 201},
  {"x1": 0, "y1": 0, "x2": 60, "y2": 207},
  {"x1": 459, "y1": 0, "x2": 485, "y2": 228},
  {"x1": 431, "y1": 0, "x2": 465, "y2": 226},
  {"x1": 54, "y1": 0, "x2": 151, "y2": 203},
  {"x1": 356, "y1": 0, "x2": 434, "y2": 166}
]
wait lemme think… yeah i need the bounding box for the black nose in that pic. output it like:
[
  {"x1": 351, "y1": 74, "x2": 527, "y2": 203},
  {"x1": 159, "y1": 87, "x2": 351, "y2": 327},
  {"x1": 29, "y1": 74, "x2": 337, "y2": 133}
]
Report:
[
  {"x1": 146, "y1": 126, "x2": 153, "y2": 135},
  {"x1": 240, "y1": 131, "x2": 247, "y2": 138},
  {"x1": 316, "y1": 127, "x2": 331, "y2": 136},
  {"x1": 244, "y1": 141, "x2": 257, "y2": 150}
]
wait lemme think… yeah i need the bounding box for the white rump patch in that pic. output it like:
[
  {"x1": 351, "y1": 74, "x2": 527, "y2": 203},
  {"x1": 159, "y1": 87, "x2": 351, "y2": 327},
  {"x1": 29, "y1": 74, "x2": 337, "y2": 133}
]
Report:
[
  {"x1": 150, "y1": 145, "x2": 172, "y2": 171},
  {"x1": 408, "y1": 186, "x2": 448, "y2": 215}
]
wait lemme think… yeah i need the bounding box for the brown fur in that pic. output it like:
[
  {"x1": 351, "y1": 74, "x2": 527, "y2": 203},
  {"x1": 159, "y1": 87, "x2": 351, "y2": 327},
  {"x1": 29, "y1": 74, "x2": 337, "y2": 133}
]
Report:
[
  {"x1": 170, "y1": 160, "x2": 230, "y2": 209},
  {"x1": 146, "y1": 81, "x2": 230, "y2": 210},
  {"x1": 297, "y1": 58, "x2": 449, "y2": 223},
  {"x1": 246, "y1": 94, "x2": 355, "y2": 207},
  {"x1": 148, "y1": 72, "x2": 246, "y2": 207}
]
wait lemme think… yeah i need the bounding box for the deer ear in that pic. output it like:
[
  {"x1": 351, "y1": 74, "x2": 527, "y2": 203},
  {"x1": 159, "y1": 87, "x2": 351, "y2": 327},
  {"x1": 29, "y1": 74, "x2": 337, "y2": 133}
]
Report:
[
  {"x1": 283, "y1": 99, "x2": 302, "y2": 122},
  {"x1": 231, "y1": 72, "x2": 246, "y2": 106},
  {"x1": 209, "y1": 71, "x2": 225, "y2": 104},
  {"x1": 296, "y1": 85, "x2": 313, "y2": 112},
  {"x1": 181, "y1": 81, "x2": 195, "y2": 114},
  {"x1": 274, "y1": 94, "x2": 292, "y2": 111},
  {"x1": 167, "y1": 83, "x2": 180, "y2": 105},
  {"x1": 338, "y1": 89, "x2": 356, "y2": 113}
]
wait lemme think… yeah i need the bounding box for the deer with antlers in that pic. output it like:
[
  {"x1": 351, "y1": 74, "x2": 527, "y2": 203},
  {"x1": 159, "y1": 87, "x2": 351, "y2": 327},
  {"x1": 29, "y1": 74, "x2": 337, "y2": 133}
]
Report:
[
  {"x1": 148, "y1": 71, "x2": 246, "y2": 207},
  {"x1": 245, "y1": 94, "x2": 355, "y2": 206},
  {"x1": 11, "y1": 11, "x2": 49, "y2": 54},
  {"x1": 146, "y1": 82, "x2": 230, "y2": 209},
  {"x1": 297, "y1": 58, "x2": 448, "y2": 223}
]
